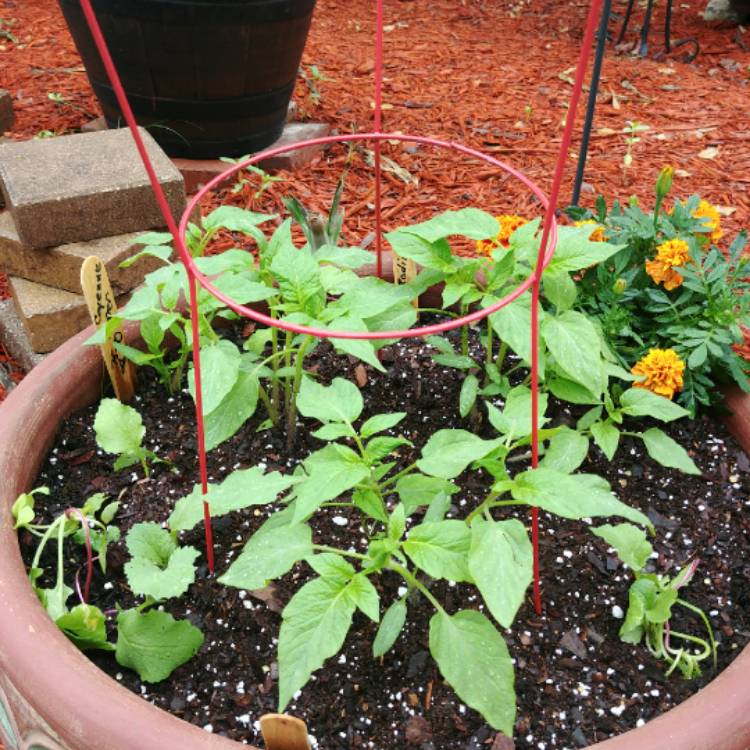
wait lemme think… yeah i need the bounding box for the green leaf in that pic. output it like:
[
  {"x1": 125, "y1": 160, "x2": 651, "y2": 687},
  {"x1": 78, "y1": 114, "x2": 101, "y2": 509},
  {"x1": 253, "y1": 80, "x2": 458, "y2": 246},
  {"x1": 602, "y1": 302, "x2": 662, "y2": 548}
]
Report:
[
  {"x1": 417, "y1": 430, "x2": 503, "y2": 479},
  {"x1": 397, "y1": 209, "x2": 500, "y2": 242},
  {"x1": 361, "y1": 412, "x2": 407, "y2": 438},
  {"x1": 93, "y1": 399, "x2": 145, "y2": 456},
  {"x1": 469, "y1": 519, "x2": 532, "y2": 628},
  {"x1": 193, "y1": 248, "x2": 255, "y2": 275},
  {"x1": 347, "y1": 574, "x2": 380, "y2": 622},
  {"x1": 620, "y1": 579, "x2": 651, "y2": 644},
  {"x1": 12, "y1": 487, "x2": 47, "y2": 529},
  {"x1": 620, "y1": 388, "x2": 690, "y2": 423},
  {"x1": 540, "y1": 428, "x2": 589, "y2": 473},
  {"x1": 202, "y1": 368, "x2": 259, "y2": 451},
  {"x1": 511, "y1": 468, "x2": 653, "y2": 529},
  {"x1": 326, "y1": 316, "x2": 385, "y2": 373},
  {"x1": 307, "y1": 553, "x2": 356, "y2": 582},
  {"x1": 590, "y1": 420, "x2": 620, "y2": 461},
  {"x1": 364, "y1": 436, "x2": 411, "y2": 463},
  {"x1": 542, "y1": 311, "x2": 603, "y2": 396},
  {"x1": 486, "y1": 386, "x2": 548, "y2": 439},
  {"x1": 116, "y1": 608, "x2": 204, "y2": 683},
  {"x1": 403, "y1": 520, "x2": 472, "y2": 582},
  {"x1": 312, "y1": 422, "x2": 356, "y2": 441},
  {"x1": 548, "y1": 377, "x2": 601, "y2": 405},
  {"x1": 38, "y1": 583, "x2": 73, "y2": 622},
  {"x1": 119, "y1": 243, "x2": 173, "y2": 268},
  {"x1": 546, "y1": 224, "x2": 623, "y2": 273},
  {"x1": 330, "y1": 276, "x2": 414, "y2": 319},
  {"x1": 202, "y1": 205, "x2": 275, "y2": 234},
  {"x1": 56, "y1": 604, "x2": 114, "y2": 652},
  {"x1": 314, "y1": 244, "x2": 374, "y2": 268},
  {"x1": 395, "y1": 474, "x2": 459, "y2": 516},
  {"x1": 353, "y1": 487, "x2": 388, "y2": 523},
  {"x1": 429, "y1": 610, "x2": 515, "y2": 734},
  {"x1": 542, "y1": 268, "x2": 577, "y2": 311},
  {"x1": 187, "y1": 339, "x2": 241, "y2": 415},
  {"x1": 488, "y1": 294, "x2": 544, "y2": 368},
  {"x1": 169, "y1": 467, "x2": 297, "y2": 532},
  {"x1": 278, "y1": 576, "x2": 358, "y2": 710},
  {"x1": 297, "y1": 377, "x2": 363, "y2": 425},
  {"x1": 373, "y1": 599, "x2": 407, "y2": 657},
  {"x1": 459, "y1": 373, "x2": 479, "y2": 418},
  {"x1": 219, "y1": 524, "x2": 313, "y2": 589},
  {"x1": 293, "y1": 445, "x2": 369, "y2": 522},
  {"x1": 271, "y1": 243, "x2": 324, "y2": 315},
  {"x1": 125, "y1": 546, "x2": 199, "y2": 601},
  {"x1": 641, "y1": 428, "x2": 701, "y2": 475},
  {"x1": 591, "y1": 524, "x2": 652, "y2": 572},
  {"x1": 385, "y1": 231, "x2": 457, "y2": 272},
  {"x1": 577, "y1": 405, "x2": 603, "y2": 431}
]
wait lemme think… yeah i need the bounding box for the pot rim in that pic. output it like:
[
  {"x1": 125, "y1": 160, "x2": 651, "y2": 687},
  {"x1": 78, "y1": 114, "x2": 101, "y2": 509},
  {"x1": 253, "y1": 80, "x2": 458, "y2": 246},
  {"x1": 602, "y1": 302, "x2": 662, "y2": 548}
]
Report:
[{"x1": 1, "y1": 317, "x2": 749, "y2": 750}]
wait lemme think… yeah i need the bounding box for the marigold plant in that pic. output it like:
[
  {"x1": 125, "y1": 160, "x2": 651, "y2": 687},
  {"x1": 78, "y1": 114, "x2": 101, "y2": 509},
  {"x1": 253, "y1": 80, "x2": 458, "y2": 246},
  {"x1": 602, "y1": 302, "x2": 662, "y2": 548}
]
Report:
[
  {"x1": 631, "y1": 348, "x2": 685, "y2": 400},
  {"x1": 692, "y1": 199, "x2": 723, "y2": 244},
  {"x1": 574, "y1": 218, "x2": 606, "y2": 242},
  {"x1": 645, "y1": 238, "x2": 690, "y2": 291}
]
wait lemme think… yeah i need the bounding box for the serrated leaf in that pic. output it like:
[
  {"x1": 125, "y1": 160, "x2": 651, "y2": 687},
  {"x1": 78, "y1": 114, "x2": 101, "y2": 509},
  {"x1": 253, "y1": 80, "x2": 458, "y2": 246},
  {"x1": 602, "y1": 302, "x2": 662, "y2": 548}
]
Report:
[
  {"x1": 641, "y1": 428, "x2": 700, "y2": 475},
  {"x1": 373, "y1": 599, "x2": 407, "y2": 657},
  {"x1": 278, "y1": 576, "x2": 357, "y2": 710},
  {"x1": 94, "y1": 399, "x2": 145, "y2": 456},
  {"x1": 297, "y1": 377, "x2": 363, "y2": 425},
  {"x1": 540, "y1": 428, "x2": 589, "y2": 473},
  {"x1": 429, "y1": 610, "x2": 515, "y2": 734},
  {"x1": 307, "y1": 552, "x2": 355, "y2": 582},
  {"x1": 620, "y1": 388, "x2": 690, "y2": 423},
  {"x1": 403, "y1": 520, "x2": 472, "y2": 582},
  {"x1": 169, "y1": 467, "x2": 297, "y2": 532},
  {"x1": 353, "y1": 487, "x2": 388, "y2": 523},
  {"x1": 126, "y1": 546, "x2": 199, "y2": 600},
  {"x1": 116, "y1": 608, "x2": 203, "y2": 683},
  {"x1": 591, "y1": 523, "x2": 652, "y2": 572},
  {"x1": 219, "y1": 524, "x2": 312, "y2": 589},
  {"x1": 347, "y1": 574, "x2": 380, "y2": 622},
  {"x1": 469, "y1": 519, "x2": 532, "y2": 628},
  {"x1": 417, "y1": 430, "x2": 503, "y2": 479},
  {"x1": 511, "y1": 468, "x2": 652, "y2": 528},
  {"x1": 202, "y1": 205, "x2": 275, "y2": 234}
]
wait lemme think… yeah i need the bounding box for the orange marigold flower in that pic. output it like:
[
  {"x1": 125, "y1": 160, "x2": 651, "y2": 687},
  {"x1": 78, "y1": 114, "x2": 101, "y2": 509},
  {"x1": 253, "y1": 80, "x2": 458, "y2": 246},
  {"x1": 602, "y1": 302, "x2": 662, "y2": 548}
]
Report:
[
  {"x1": 692, "y1": 199, "x2": 723, "y2": 244},
  {"x1": 574, "y1": 219, "x2": 606, "y2": 242},
  {"x1": 631, "y1": 348, "x2": 685, "y2": 400},
  {"x1": 645, "y1": 238, "x2": 689, "y2": 290},
  {"x1": 476, "y1": 214, "x2": 528, "y2": 255},
  {"x1": 655, "y1": 238, "x2": 690, "y2": 267}
]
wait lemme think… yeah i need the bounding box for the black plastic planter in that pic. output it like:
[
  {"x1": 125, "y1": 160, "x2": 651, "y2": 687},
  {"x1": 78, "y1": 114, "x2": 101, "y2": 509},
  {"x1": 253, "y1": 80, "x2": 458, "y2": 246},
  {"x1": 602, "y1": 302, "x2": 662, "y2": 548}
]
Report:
[{"x1": 59, "y1": 0, "x2": 317, "y2": 159}]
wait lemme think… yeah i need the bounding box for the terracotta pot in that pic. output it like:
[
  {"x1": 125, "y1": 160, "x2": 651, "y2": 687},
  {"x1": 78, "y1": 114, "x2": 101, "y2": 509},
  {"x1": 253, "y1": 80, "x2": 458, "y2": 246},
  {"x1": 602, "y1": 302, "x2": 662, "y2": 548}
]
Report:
[{"x1": 1, "y1": 315, "x2": 749, "y2": 750}]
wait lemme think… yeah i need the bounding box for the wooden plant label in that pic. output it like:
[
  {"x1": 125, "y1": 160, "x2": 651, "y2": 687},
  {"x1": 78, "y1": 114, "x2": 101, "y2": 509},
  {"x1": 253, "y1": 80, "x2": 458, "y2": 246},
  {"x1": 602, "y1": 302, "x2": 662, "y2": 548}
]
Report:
[
  {"x1": 392, "y1": 255, "x2": 419, "y2": 310},
  {"x1": 259, "y1": 713, "x2": 311, "y2": 750},
  {"x1": 80, "y1": 255, "x2": 135, "y2": 403}
]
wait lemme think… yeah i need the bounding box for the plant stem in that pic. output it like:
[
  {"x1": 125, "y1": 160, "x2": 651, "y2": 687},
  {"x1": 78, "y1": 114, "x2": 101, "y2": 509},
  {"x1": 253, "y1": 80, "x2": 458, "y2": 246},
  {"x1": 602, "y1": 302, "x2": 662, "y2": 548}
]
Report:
[
  {"x1": 496, "y1": 341, "x2": 508, "y2": 374},
  {"x1": 677, "y1": 598, "x2": 717, "y2": 667},
  {"x1": 286, "y1": 335, "x2": 314, "y2": 449},
  {"x1": 484, "y1": 323, "x2": 494, "y2": 385},
  {"x1": 378, "y1": 462, "x2": 418, "y2": 490},
  {"x1": 312, "y1": 544, "x2": 369, "y2": 561},
  {"x1": 388, "y1": 561, "x2": 446, "y2": 616},
  {"x1": 460, "y1": 304, "x2": 469, "y2": 357}
]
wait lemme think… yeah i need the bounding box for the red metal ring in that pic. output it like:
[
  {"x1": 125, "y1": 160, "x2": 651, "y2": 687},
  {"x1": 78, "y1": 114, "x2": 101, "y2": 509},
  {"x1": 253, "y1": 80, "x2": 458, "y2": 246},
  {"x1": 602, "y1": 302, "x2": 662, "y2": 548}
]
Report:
[{"x1": 178, "y1": 131, "x2": 558, "y2": 340}]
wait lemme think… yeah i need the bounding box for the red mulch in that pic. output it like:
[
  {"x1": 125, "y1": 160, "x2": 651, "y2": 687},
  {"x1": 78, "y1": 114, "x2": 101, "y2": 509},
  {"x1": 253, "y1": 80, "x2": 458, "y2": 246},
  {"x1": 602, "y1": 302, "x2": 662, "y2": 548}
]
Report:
[{"x1": 1, "y1": 0, "x2": 749, "y2": 401}]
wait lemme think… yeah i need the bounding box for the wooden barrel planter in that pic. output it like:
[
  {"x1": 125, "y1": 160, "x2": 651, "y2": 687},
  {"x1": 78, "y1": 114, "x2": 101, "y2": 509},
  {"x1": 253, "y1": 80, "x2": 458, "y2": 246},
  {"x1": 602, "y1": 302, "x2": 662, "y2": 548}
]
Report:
[{"x1": 58, "y1": 0, "x2": 317, "y2": 158}]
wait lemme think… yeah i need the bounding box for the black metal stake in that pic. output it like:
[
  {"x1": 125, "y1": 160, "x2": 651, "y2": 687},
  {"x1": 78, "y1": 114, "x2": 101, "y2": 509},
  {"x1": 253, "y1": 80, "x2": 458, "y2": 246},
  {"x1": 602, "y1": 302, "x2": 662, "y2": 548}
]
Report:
[{"x1": 571, "y1": 0, "x2": 612, "y2": 207}]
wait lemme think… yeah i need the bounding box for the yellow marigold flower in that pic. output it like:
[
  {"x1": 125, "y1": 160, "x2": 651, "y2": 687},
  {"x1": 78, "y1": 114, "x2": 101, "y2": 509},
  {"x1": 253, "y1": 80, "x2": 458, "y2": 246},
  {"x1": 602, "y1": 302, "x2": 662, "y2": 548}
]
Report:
[
  {"x1": 574, "y1": 219, "x2": 606, "y2": 242},
  {"x1": 631, "y1": 348, "x2": 685, "y2": 400},
  {"x1": 655, "y1": 238, "x2": 690, "y2": 267},
  {"x1": 692, "y1": 199, "x2": 723, "y2": 243},
  {"x1": 476, "y1": 214, "x2": 528, "y2": 255}
]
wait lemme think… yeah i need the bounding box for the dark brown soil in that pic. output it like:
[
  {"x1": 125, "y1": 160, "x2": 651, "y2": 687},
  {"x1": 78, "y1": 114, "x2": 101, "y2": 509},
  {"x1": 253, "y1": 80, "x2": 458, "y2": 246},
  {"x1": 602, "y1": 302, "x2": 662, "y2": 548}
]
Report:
[{"x1": 24, "y1": 328, "x2": 750, "y2": 750}]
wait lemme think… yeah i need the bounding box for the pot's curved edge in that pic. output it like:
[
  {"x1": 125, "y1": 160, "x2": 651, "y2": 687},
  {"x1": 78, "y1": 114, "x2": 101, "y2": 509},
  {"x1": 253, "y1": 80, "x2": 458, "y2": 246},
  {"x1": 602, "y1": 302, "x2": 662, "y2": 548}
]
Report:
[
  {"x1": 0, "y1": 323, "x2": 247, "y2": 750},
  {"x1": 0, "y1": 309, "x2": 749, "y2": 750}
]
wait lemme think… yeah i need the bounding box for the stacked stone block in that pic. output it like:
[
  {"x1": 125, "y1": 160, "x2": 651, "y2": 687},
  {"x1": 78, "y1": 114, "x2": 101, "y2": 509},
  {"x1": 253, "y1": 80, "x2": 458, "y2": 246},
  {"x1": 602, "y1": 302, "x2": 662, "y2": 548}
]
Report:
[{"x1": 0, "y1": 127, "x2": 187, "y2": 358}]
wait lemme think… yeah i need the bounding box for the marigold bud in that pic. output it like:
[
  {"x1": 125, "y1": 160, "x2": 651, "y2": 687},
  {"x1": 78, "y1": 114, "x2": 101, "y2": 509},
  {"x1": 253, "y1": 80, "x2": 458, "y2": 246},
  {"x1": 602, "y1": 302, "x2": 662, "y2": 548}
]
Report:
[
  {"x1": 656, "y1": 166, "x2": 674, "y2": 202},
  {"x1": 613, "y1": 278, "x2": 627, "y2": 294}
]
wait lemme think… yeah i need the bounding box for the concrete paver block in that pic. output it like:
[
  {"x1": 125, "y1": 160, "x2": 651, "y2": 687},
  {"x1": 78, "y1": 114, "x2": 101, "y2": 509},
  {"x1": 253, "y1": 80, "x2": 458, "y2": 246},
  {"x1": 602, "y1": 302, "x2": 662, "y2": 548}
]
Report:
[
  {"x1": 0, "y1": 128, "x2": 186, "y2": 249},
  {"x1": 0, "y1": 299, "x2": 46, "y2": 371},
  {"x1": 0, "y1": 90, "x2": 14, "y2": 133},
  {"x1": 174, "y1": 122, "x2": 330, "y2": 194},
  {"x1": 8, "y1": 276, "x2": 128, "y2": 353},
  {"x1": 0, "y1": 212, "x2": 162, "y2": 294}
]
